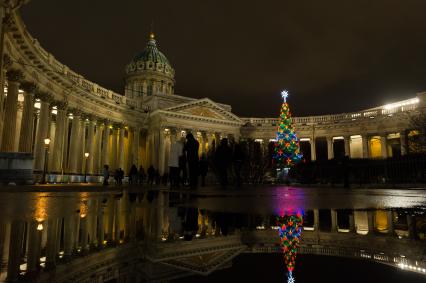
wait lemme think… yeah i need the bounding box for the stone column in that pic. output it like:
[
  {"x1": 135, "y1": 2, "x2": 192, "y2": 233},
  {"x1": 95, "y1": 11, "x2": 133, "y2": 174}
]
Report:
[
  {"x1": 97, "y1": 201, "x2": 105, "y2": 247},
  {"x1": 310, "y1": 138, "x2": 316, "y2": 161},
  {"x1": 18, "y1": 82, "x2": 37, "y2": 153},
  {"x1": 344, "y1": 136, "x2": 351, "y2": 157},
  {"x1": 51, "y1": 101, "x2": 68, "y2": 173},
  {"x1": 407, "y1": 215, "x2": 415, "y2": 239},
  {"x1": 330, "y1": 209, "x2": 338, "y2": 232},
  {"x1": 0, "y1": 221, "x2": 11, "y2": 281},
  {"x1": 101, "y1": 122, "x2": 111, "y2": 167},
  {"x1": 63, "y1": 215, "x2": 75, "y2": 258},
  {"x1": 111, "y1": 126, "x2": 119, "y2": 170},
  {"x1": 6, "y1": 220, "x2": 24, "y2": 282},
  {"x1": 107, "y1": 196, "x2": 115, "y2": 242},
  {"x1": 132, "y1": 127, "x2": 140, "y2": 166},
  {"x1": 93, "y1": 122, "x2": 103, "y2": 174},
  {"x1": 327, "y1": 136, "x2": 334, "y2": 160},
  {"x1": 76, "y1": 118, "x2": 87, "y2": 174},
  {"x1": 362, "y1": 134, "x2": 369, "y2": 158},
  {"x1": 33, "y1": 92, "x2": 52, "y2": 171},
  {"x1": 201, "y1": 132, "x2": 207, "y2": 155},
  {"x1": 26, "y1": 221, "x2": 42, "y2": 273},
  {"x1": 86, "y1": 120, "x2": 96, "y2": 174},
  {"x1": 380, "y1": 134, "x2": 388, "y2": 158},
  {"x1": 114, "y1": 197, "x2": 121, "y2": 241},
  {"x1": 45, "y1": 218, "x2": 58, "y2": 269},
  {"x1": 118, "y1": 127, "x2": 125, "y2": 170},
  {"x1": 367, "y1": 211, "x2": 374, "y2": 234},
  {"x1": 400, "y1": 131, "x2": 407, "y2": 156},
  {"x1": 79, "y1": 216, "x2": 88, "y2": 251},
  {"x1": 158, "y1": 129, "x2": 166, "y2": 175},
  {"x1": 387, "y1": 210, "x2": 394, "y2": 235},
  {"x1": 313, "y1": 209, "x2": 319, "y2": 232},
  {"x1": 67, "y1": 111, "x2": 82, "y2": 174},
  {"x1": 349, "y1": 212, "x2": 355, "y2": 232},
  {"x1": 1, "y1": 70, "x2": 23, "y2": 152}
]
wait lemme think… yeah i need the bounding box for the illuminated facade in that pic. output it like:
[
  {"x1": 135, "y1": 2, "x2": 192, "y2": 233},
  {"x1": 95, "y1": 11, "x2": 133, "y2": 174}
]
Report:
[{"x1": 0, "y1": 4, "x2": 424, "y2": 182}]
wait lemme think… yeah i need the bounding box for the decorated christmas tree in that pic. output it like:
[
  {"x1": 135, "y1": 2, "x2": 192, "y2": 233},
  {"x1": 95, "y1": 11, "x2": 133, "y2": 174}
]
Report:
[
  {"x1": 273, "y1": 90, "x2": 302, "y2": 168},
  {"x1": 277, "y1": 211, "x2": 304, "y2": 283}
]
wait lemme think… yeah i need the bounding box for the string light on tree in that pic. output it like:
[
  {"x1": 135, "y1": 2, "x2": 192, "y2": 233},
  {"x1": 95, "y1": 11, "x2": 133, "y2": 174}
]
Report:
[{"x1": 273, "y1": 90, "x2": 302, "y2": 168}]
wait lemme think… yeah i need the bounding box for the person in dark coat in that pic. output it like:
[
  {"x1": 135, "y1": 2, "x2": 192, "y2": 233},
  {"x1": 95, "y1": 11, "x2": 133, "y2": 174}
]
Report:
[
  {"x1": 147, "y1": 165, "x2": 155, "y2": 186},
  {"x1": 199, "y1": 154, "x2": 209, "y2": 187},
  {"x1": 129, "y1": 164, "x2": 138, "y2": 185},
  {"x1": 138, "y1": 165, "x2": 145, "y2": 185},
  {"x1": 183, "y1": 133, "x2": 199, "y2": 190},
  {"x1": 103, "y1": 165, "x2": 109, "y2": 186},
  {"x1": 214, "y1": 138, "x2": 232, "y2": 188}
]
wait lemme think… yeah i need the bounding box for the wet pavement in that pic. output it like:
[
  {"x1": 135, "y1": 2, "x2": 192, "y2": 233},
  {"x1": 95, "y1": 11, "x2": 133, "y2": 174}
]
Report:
[{"x1": 0, "y1": 185, "x2": 424, "y2": 282}]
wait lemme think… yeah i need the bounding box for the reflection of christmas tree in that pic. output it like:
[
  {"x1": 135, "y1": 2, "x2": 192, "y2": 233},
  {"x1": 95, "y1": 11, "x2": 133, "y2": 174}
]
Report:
[
  {"x1": 273, "y1": 90, "x2": 302, "y2": 168},
  {"x1": 277, "y1": 212, "x2": 303, "y2": 283}
]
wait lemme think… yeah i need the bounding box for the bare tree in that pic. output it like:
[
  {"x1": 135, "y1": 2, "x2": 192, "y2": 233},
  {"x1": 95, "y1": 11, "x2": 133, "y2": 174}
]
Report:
[{"x1": 409, "y1": 110, "x2": 426, "y2": 153}]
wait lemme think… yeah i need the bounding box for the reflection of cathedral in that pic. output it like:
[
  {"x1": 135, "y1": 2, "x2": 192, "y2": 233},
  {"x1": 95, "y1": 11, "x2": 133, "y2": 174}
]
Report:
[{"x1": 0, "y1": 5, "x2": 425, "y2": 182}]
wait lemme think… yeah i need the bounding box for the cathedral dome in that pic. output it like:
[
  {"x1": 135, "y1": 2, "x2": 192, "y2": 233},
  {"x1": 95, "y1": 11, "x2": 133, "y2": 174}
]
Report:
[
  {"x1": 125, "y1": 33, "x2": 175, "y2": 98},
  {"x1": 125, "y1": 33, "x2": 174, "y2": 76}
]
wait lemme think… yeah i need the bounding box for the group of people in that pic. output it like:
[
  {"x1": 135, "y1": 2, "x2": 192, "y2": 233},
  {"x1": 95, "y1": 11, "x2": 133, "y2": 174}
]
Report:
[{"x1": 102, "y1": 133, "x2": 246, "y2": 189}]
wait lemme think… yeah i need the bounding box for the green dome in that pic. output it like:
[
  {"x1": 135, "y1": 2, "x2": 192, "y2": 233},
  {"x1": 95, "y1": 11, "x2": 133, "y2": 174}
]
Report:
[{"x1": 131, "y1": 34, "x2": 170, "y2": 66}]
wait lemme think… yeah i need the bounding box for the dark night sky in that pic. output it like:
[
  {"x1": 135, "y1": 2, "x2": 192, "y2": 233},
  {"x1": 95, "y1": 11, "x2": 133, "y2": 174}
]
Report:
[{"x1": 20, "y1": 1, "x2": 426, "y2": 117}]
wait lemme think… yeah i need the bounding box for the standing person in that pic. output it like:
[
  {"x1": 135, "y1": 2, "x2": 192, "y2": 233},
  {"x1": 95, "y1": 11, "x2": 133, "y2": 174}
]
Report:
[
  {"x1": 169, "y1": 139, "x2": 184, "y2": 189},
  {"x1": 138, "y1": 165, "x2": 145, "y2": 185},
  {"x1": 184, "y1": 133, "x2": 199, "y2": 190},
  {"x1": 103, "y1": 165, "x2": 109, "y2": 186},
  {"x1": 129, "y1": 164, "x2": 138, "y2": 185},
  {"x1": 199, "y1": 154, "x2": 209, "y2": 187},
  {"x1": 214, "y1": 138, "x2": 232, "y2": 188},
  {"x1": 147, "y1": 165, "x2": 155, "y2": 186},
  {"x1": 233, "y1": 143, "x2": 245, "y2": 187},
  {"x1": 114, "y1": 169, "x2": 119, "y2": 185},
  {"x1": 117, "y1": 168, "x2": 124, "y2": 185}
]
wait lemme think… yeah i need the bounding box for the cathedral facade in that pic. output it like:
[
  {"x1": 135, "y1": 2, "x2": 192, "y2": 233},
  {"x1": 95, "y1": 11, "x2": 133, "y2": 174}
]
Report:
[{"x1": 0, "y1": 9, "x2": 424, "y2": 182}]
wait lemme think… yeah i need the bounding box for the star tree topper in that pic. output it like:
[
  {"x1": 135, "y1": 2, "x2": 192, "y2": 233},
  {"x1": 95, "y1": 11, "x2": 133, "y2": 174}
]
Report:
[{"x1": 281, "y1": 90, "x2": 289, "y2": 102}]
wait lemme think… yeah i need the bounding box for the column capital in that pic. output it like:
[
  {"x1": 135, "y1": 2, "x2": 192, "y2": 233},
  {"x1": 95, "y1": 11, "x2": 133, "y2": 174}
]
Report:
[
  {"x1": 20, "y1": 81, "x2": 38, "y2": 94},
  {"x1": 6, "y1": 69, "x2": 24, "y2": 82},
  {"x1": 68, "y1": 107, "x2": 82, "y2": 117},
  {"x1": 54, "y1": 100, "x2": 68, "y2": 110},
  {"x1": 35, "y1": 91, "x2": 53, "y2": 103}
]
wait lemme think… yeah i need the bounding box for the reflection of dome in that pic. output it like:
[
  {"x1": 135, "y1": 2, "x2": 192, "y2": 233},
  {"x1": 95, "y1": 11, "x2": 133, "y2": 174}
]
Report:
[{"x1": 125, "y1": 33, "x2": 175, "y2": 98}]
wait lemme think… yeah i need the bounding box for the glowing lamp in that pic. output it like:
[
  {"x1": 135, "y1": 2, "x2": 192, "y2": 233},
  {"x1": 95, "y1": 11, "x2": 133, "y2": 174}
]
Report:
[
  {"x1": 44, "y1": 138, "x2": 51, "y2": 146},
  {"x1": 37, "y1": 223, "x2": 43, "y2": 231},
  {"x1": 84, "y1": 152, "x2": 89, "y2": 158}
]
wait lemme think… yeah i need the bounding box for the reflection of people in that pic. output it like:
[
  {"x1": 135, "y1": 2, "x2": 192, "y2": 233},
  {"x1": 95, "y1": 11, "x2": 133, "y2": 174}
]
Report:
[
  {"x1": 169, "y1": 139, "x2": 184, "y2": 188},
  {"x1": 214, "y1": 138, "x2": 232, "y2": 187},
  {"x1": 147, "y1": 165, "x2": 155, "y2": 186},
  {"x1": 103, "y1": 165, "x2": 109, "y2": 185},
  {"x1": 233, "y1": 143, "x2": 245, "y2": 187},
  {"x1": 129, "y1": 164, "x2": 138, "y2": 185},
  {"x1": 184, "y1": 133, "x2": 199, "y2": 190},
  {"x1": 183, "y1": 207, "x2": 199, "y2": 240},
  {"x1": 199, "y1": 154, "x2": 209, "y2": 187}
]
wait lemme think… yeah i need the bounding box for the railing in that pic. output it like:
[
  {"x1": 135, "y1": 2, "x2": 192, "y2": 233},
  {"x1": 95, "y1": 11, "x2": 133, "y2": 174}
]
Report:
[
  {"x1": 14, "y1": 14, "x2": 139, "y2": 110},
  {"x1": 242, "y1": 97, "x2": 420, "y2": 126}
]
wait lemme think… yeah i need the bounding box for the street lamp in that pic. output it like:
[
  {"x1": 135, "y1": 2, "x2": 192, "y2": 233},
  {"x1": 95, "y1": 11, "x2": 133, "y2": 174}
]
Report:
[
  {"x1": 41, "y1": 138, "x2": 51, "y2": 184},
  {"x1": 84, "y1": 152, "x2": 89, "y2": 183}
]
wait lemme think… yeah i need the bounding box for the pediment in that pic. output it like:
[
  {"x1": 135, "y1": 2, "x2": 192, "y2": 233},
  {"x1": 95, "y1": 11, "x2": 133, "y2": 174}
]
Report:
[
  {"x1": 158, "y1": 246, "x2": 245, "y2": 275},
  {"x1": 163, "y1": 98, "x2": 242, "y2": 124}
]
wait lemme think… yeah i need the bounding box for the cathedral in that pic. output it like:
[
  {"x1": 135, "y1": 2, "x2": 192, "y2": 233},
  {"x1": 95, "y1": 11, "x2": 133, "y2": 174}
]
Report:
[{"x1": 0, "y1": 10, "x2": 424, "y2": 183}]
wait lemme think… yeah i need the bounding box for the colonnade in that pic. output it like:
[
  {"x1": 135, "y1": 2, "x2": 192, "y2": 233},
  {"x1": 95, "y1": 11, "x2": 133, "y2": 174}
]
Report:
[
  {"x1": 0, "y1": 69, "x2": 144, "y2": 180},
  {"x1": 0, "y1": 192, "x2": 144, "y2": 281},
  {"x1": 146, "y1": 127, "x2": 236, "y2": 175},
  {"x1": 256, "y1": 132, "x2": 409, "y2": 161}
]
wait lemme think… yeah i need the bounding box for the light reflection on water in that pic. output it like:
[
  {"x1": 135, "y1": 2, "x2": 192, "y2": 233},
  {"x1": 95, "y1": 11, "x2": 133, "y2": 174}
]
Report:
[{"x1": 0, "y1": 187, "x2": 424, "y2": 282}]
